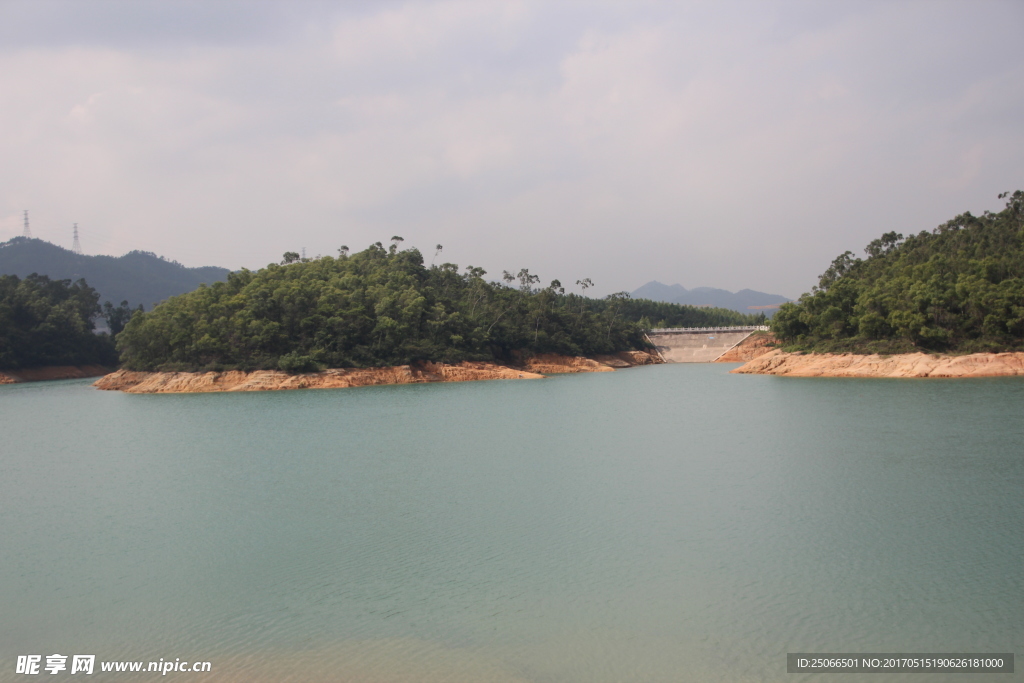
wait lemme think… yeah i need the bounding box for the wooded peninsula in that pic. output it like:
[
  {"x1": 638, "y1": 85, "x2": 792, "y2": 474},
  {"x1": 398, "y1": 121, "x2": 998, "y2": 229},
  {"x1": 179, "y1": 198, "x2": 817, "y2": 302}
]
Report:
[
  {"x1": 771, "y1": 191, "x2": 1024, "y2": 354},
  {"x1": 112, "y1": 241, "x2": 760, "y2": 373}
]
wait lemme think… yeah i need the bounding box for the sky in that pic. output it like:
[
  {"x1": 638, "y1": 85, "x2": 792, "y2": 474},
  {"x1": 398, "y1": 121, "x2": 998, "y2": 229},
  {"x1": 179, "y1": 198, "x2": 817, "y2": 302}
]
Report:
[{"x1": 1, "y1": 0, "x2": 1022, "y2": 299}]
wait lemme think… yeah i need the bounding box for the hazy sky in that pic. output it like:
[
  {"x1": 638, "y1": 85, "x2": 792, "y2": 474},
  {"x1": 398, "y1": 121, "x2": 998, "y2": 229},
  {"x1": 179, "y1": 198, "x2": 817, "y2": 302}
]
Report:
[{"x1": 2, "y1": 1, "x2": 1021, "y2": 298}]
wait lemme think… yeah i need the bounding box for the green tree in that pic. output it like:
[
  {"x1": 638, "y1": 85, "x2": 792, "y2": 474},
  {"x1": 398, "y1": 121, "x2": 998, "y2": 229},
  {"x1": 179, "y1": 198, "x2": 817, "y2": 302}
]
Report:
[
  {"x1": 102, "y1": 300, "x2": 142, "y2": 337},
  {"x1": 771, "y1": 191, "x2": 1024, "y2": 353},
  {"x1": 0, "y1": 274, "x2": 117, "y2": 368}
]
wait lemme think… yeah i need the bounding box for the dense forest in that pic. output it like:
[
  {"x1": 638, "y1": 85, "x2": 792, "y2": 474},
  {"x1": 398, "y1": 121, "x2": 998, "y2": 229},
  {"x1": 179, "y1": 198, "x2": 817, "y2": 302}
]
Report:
[
  {"x1": 622, "y1": 298, "x2": 764, "y2": 329},
  {"x1": 0, "y1": 274, "x2": 121, "y2": 369},
  {"x1": 116, "y1": 241, "x2": 763, "y2": 372},
  {"x1": 772, "y1": 191, "x2": 1024, "y2": 353}
]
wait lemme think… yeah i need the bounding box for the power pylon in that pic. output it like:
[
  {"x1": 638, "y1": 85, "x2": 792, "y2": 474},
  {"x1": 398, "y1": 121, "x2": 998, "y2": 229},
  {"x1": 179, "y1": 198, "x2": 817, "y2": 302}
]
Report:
[
  {"x1": 23, "y1": 210, "x2": 31, "y2": 238},
  {"x1": 72, "y1": 223, "x2": 83, "y2": 254}
]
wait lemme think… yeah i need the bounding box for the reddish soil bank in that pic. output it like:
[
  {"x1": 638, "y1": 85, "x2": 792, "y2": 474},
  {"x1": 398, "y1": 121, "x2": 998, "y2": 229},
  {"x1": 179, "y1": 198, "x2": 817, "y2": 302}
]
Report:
[
  {"x1": 94, "y1": 351, "x2": 663, "y2": 394},
  {"x1": 732, "y1": 349, "x2": 1024, "y2": 378},
  {"x1": 714, "y1": 333, "x2": 778, "y2": 363}
]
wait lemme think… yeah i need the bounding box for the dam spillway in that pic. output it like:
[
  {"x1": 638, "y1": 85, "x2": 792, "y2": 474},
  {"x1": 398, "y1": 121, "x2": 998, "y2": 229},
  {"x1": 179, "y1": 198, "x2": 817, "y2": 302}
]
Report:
[{"x1": 646, "y1": 326, "x2": 768, "y2": 363}]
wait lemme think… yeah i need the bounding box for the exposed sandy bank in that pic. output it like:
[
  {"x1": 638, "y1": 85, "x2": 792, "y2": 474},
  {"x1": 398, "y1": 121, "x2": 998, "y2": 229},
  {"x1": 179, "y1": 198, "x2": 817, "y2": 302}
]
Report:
[
  {"x1": 732, "y1": 349, "x2": 1024, "y2": 378},
  {"x1": 714, "y1": 333, "x2": 778, "y2": 363},
  {"x1": 523, "y1": 351, "x2": 660, "y2": 374},
  {"x1": 0, "y1": 365, "x2": 112, "y2": 384},
  {"x1": 94, "y1": 351, "x2": 662, "y2": 394},
  {"x1": 94, "y1": 362, "x2": 542, "y2": 394}
]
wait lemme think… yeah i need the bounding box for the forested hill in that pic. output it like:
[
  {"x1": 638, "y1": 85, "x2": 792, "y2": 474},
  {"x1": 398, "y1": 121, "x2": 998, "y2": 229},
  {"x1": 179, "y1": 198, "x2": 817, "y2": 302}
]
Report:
[
  {"x1": 0, "y1": 237, "x2": 230, "y2": 310},
  {"x1": 116, "y1": 242, "x2": 764, "y2": 372},
  {"x1": 772, "y1": 191, "x2": 1024, "y2": 353}
]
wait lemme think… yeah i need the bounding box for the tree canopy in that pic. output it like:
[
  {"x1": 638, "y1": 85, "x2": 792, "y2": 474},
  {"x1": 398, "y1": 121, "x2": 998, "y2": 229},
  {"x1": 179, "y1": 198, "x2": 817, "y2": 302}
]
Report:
[
  {"x1": 0, "y1": 274, "x2": 118, "y2": 369},
  {"x1": 771, "y1": 191, "x2": 1024, "y2": 353},
  {"x1": 116, "y1": 243, "x2": 762, "y2": 372}
]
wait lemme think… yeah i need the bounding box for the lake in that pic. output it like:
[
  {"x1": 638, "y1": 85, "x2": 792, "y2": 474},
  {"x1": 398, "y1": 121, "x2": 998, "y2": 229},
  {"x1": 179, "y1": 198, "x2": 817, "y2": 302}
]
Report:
[{"x1": 1, "y1": 364, "x2": 1021, "y2": 682}]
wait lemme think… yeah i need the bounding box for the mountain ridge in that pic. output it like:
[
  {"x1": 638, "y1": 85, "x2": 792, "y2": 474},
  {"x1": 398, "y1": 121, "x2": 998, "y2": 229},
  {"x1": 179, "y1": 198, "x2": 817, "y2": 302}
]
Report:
[
  {"x1": 0, "y1": 237, "x2": 230, "y2": 310},
  {"x1": 632, "y1": 280, "x2": 790, "y2": 315}
]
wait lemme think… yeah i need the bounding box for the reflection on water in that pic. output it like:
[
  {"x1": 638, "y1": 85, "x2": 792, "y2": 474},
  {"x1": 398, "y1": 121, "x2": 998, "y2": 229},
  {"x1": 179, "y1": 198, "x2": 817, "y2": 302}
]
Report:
[{"x1": 1, "y1": 366, "x2": 1022, "y2": 682}]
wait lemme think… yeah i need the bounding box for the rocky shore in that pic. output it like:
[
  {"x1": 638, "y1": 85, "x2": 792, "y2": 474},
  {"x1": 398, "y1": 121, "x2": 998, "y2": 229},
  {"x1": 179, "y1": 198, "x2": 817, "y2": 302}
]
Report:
[
  {"x1": 732, "y1": 349, "x2": 1024, "y2": 378},
  {"x1": 714, "y1": 333, "x2": 777, "y2": 362},
  {"x1": 94, "y1": 351, "x2": 661, "y2": 394}
]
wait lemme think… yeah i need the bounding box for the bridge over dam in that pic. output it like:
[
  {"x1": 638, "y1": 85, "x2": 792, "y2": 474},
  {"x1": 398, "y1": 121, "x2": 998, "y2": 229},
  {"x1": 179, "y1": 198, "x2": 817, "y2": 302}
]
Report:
[{"x1": 646, "y1": 326, "x2": 769, "y2": 363}]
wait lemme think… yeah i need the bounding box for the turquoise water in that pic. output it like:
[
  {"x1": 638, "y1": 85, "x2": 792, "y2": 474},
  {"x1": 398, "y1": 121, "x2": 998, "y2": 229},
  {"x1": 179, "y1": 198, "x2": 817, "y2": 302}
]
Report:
[{"x1": 1, "y1": 364, "x2": 1021, "y2": 682}]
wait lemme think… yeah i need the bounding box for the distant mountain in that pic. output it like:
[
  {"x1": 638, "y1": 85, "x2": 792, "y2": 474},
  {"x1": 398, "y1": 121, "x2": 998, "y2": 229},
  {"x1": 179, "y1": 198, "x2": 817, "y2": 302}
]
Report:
[
  {"x1": 632, "y1": 280, "x2": 790, "y2": 316},
  {"x1": 0, "y1": 237, "x2": 230, "y2": 310}
]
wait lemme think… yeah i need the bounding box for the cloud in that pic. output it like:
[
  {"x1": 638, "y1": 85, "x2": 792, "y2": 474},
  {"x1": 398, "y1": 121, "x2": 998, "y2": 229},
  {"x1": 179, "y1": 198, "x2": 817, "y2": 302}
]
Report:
[{"x1": 0, "y1": 0, "x2": 1021, "y2": 296}]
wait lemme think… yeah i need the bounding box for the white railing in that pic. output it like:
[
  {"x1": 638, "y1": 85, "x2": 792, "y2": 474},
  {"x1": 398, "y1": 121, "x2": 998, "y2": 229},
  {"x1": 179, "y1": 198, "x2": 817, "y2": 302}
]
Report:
[{"x1": 648, "y1": 326, "x2": 769, "y2": 333}]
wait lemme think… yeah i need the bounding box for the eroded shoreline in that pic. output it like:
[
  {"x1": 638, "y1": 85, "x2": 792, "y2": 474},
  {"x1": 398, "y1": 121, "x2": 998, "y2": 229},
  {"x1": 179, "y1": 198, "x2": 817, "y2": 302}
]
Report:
[
  {"x1": 94, "y1": 351, "x2": 661, "y2": 393},
  {"x1": 732, "y1": 349, "x2": 1024, "y2": 378}
]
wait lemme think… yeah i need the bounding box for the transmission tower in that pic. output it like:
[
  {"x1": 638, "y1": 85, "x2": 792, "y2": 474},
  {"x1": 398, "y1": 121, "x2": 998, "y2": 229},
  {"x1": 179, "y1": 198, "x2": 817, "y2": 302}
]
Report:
[
  {"x1": 23, "y1": 210, "x2": 31, "y2": 238},
  {"x1": 302, "y1": 247, "x2": 306, "y2": 260},
  {"x1": 72, "y1": 223, "x2": 83, "y2": 254}
]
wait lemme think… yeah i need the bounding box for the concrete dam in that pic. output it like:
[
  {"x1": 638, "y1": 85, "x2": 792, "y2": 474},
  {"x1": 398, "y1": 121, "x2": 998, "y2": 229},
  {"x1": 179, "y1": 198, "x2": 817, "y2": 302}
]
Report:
[{"x1": 646, "y1": 326, "x2": 768, "y2": 363}]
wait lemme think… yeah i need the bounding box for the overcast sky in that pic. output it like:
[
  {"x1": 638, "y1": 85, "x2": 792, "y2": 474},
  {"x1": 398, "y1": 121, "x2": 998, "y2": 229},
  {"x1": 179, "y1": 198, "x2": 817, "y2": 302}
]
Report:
[{"x1": 1, "y1": 0, "x2": 1021, "y2": 298}]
